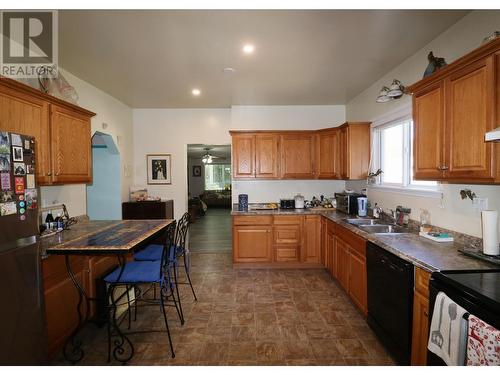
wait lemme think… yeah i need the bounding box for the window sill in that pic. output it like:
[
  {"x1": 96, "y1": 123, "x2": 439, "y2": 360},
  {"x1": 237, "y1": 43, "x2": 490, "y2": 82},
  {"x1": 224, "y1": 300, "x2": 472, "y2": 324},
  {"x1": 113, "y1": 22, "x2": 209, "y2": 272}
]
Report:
[{"x1": 367, "y1": 185, "x2": 443, "y2": 199}]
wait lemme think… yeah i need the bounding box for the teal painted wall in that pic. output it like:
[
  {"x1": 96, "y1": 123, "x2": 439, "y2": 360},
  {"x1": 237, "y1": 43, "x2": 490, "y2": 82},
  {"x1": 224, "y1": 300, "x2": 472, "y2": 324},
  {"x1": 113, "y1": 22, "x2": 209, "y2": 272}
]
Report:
[{"x1": 86, "y1": 146, "x2": 121, "y2": 220}]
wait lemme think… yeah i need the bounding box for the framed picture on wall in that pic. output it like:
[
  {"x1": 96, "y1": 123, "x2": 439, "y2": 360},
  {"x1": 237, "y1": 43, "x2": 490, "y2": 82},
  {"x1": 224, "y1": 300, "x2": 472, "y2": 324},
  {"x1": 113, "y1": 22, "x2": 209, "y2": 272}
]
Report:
[
  {"x1": 147, "y1": 154, "x2": 172, "y2": 185},
  {"x1": 193, "y1": 165, "x2": 201, "y2": 177}
]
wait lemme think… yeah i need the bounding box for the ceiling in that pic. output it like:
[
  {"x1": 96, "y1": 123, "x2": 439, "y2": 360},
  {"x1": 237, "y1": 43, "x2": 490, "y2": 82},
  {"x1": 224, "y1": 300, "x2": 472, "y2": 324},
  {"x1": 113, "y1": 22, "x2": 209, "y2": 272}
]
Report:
[
  {"x1": 187, "y1": 144, "x2": 231, "y2": 161},
  {"x1": 58, "y1": 10, "x2": 469, "y2": 108}
]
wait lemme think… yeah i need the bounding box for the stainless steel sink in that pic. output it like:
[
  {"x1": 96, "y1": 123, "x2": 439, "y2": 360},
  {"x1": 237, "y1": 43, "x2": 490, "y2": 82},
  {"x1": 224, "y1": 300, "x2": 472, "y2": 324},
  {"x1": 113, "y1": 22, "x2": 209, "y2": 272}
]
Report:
[
  {"x1": 344, "y1": 218, "x2": 381, "y2": 226},
  {"x1": 358, "y1": 224, "x2": 410, "y2": 235}
]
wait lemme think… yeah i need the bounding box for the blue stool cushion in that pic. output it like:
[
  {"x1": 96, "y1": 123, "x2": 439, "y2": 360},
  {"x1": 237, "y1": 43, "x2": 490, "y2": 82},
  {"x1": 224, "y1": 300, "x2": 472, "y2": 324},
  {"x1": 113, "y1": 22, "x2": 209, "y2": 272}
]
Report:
[
  {"x1": 134, "y1": 244, "x2": 163, "y2": 261},
  {"x1": 104, "y1": 261, "x2": 162, "y2": 283}
]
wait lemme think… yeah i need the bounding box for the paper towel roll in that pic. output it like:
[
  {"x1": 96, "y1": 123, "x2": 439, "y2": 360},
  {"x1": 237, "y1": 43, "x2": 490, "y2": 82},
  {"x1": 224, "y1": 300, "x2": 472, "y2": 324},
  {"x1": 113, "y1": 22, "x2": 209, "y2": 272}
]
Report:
[{"x1": 481, "y1": 210, "x2": 499, "y2": 256}]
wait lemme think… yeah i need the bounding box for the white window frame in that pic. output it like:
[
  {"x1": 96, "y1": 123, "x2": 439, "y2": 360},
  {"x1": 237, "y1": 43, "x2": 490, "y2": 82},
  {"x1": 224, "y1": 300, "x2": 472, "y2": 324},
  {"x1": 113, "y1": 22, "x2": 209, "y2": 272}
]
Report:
[{"x1": 368, "y1": 105, "x2": 442, "y2": 199}]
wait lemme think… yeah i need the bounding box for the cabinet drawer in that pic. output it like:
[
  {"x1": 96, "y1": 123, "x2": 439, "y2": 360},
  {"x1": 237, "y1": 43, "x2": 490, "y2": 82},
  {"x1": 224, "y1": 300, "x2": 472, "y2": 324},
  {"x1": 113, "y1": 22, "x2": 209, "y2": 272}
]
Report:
[
  {"x1": 274, "y1": 225, "x2": 301, "y2": 245},
  {"x1": 273, "y1": 215, "x2": 303, "y2": 225},
  {"x1": 233, "y1": 215, "x2": 273, "y2": 225},
  {"x1": 275, "y1": 246, "x2": 300, "y2": 262},
  {"x1": 335, "y1": 224, "x2": 366, "y2": 256},
  {"x1": 415, "y1": 267, "x2": 431, "y2": 298}
]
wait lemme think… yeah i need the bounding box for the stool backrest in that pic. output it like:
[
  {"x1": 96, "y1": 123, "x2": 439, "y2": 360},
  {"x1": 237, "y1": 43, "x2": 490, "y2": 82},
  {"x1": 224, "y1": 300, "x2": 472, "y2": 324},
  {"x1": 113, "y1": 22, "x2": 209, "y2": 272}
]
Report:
[
  {"x1": 160, "y1": 220, "x2": 176, "y2": 269},
  {"x1": 174, "y1": 212, "x2": 190, "y2": 250}
]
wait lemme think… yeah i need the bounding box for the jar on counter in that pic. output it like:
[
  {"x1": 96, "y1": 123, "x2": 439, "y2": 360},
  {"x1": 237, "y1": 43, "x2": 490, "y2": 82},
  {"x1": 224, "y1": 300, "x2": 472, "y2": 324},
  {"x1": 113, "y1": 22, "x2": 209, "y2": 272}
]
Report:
[{"x1": 294, "y1": 193, "x2": 305, "y2": 209}]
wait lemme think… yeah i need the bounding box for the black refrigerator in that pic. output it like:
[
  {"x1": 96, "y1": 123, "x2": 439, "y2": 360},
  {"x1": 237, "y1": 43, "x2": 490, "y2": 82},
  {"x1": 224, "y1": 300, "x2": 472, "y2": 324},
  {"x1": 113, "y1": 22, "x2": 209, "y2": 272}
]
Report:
[{"x1": 0, "y1": 131, "x2": 48, "y2": 365}]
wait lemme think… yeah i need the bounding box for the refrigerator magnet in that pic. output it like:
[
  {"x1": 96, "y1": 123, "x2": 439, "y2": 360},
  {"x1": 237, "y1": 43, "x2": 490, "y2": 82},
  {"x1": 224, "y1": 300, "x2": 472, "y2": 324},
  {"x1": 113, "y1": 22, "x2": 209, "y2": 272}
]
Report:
[
  {"x1": 26, "y1": 164, "x2": 34, "y2": 174},
  {"x1": 12, "y1": 146, "x2": 23, "y2": 162},
  {"x1": 0, "y1": 201, "x2": 17, "y2": 216},
  {"x1": 10, "y1": 134, "x2": 22, "y2": 146},
  {"x1": 26, "y1": 174, "x2": 35, "y2": 189},
  {"x1": 13, "y1": 163, "x2": 26, "y2": 176},
  {"x1": 0, "y1": 132, "x2": 10, "y2": 154},
  {"x1": 19, "y1": 207, "x2": 25, "y2": 214},
  {"x1": 0, "y1": 154, "x2": 11, "y2": 172},
  {"x1": 1, "y1": 172, "x2": 11, "y2": 190},
  {"x1": 19, "y1": 201, "x2": 25, "y2": 208},
  {"x1": 25, "y1": 189, "x2": 37, "y2": 209},
  {"x1": 0, "y1": 190, "x2": 14, "y2": 203},
  {"x1": 15, "y1": 177, "x2": 24, "y2": 194},
  {"x1": 24, "y1": 139, "x2": 30, "y2": 150}
]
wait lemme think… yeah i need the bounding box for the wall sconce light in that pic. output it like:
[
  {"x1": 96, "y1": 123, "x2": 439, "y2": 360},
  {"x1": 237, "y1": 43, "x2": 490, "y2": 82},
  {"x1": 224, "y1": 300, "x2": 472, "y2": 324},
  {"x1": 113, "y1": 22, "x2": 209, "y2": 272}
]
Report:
[{"x1": 376, "y1": 79, "x2": 407, "y2": 103}]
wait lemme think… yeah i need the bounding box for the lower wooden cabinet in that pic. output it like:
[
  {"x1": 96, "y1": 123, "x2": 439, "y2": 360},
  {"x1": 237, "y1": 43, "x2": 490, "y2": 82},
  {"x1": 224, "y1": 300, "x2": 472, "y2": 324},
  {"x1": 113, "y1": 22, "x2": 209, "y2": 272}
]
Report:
[
  {"x1": 303, "y1": 215, "x2": 321, "y2": 263},
  {"x1": 42, "y1": 255, "x2": 89, "y2": 358},
  {"x1": 335, "y1": 238, "x2": 350, "y2": 292},
  {"x1": 349, "y1": 249, "x2": 367, "y2": 315},
  {"x1": 233, "y1": 225, "x2": 273, "y2": 262},
  {"x1": 411, "y1": 267, "x2": 432, "y2": 365}
]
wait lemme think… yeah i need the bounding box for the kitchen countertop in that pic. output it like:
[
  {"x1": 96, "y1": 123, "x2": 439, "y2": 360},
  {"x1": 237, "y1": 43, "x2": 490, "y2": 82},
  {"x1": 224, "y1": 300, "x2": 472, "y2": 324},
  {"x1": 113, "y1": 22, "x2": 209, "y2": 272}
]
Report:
[
  {"x1": 232, "y1": 207, "x2": 497, "y2": 273},
  {"x1": 231, "y1": 205, "x2": 334, "y2": 215}
]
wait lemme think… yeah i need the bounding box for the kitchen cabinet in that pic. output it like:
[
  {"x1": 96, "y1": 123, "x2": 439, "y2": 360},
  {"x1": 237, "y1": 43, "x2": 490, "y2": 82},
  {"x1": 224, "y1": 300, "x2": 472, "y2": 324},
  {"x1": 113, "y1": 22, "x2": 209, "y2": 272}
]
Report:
[
  {"x1": 409, "y1": 38, "x2": 500, "y2": 183},
  {"x1": 349, "y1": 248, "x2": 367, "y2": 315},
  {"x1": 0, "y1": 83, "x2": 51, "y2": 184},
  {"x1": 411, "y1": 267, "x2": 431, "y2": 365},
  {"x1": 279, "y1": 132, "x2": 315, "y2": 178},
  {"x1": 335, "y1": 237, "x2": 350, "y2": 291},
  {"x1": 338, "y1": 122, "x2": 371, "y2": 180},
  {"x1": 50, "y1": 105, "x2": 92, "y2": 183},
  {"x1": 231, "y1": 133, "x2": 280, "y2": 179},
  {"x1": 255, "y1": 133, "x2": 280, "y2": 179},
  {"x1": 274, "y1": 216, "x2": 302, "y2": 262},
  {"x1": 0, "y1": 77, "x2": 95, "y2": 185},
  {"x1": 232, "y1": 216, "x2": 273, "y2": 263},
  {"x1": 316, "y1": 128, "x2": 340, "y2": 178},
  {"x1": 325, "y1": 220, "x2": 336, "y2": 276},
  {"x1": 303, "y1": 215, "x2": 321, "y2": 263},
  {"x1": 231, "y1": 133, "x2": 255, "y2": 179},
  {"x1": 42, "y1": 255, "x2": 89, "y2": 358}
]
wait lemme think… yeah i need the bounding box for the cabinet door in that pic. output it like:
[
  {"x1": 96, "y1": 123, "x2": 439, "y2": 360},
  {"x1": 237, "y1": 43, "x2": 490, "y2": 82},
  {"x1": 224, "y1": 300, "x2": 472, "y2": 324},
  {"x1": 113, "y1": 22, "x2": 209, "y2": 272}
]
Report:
[
  {"x1": 413, "y1": 83, "x2": 445, "y2": 180},
  {"x1": 327, "y1": 229, "x2": 336, "y2": 277},
  {"x1": 255, "y1": 134, "x2": 279, "y2": 179},
  {"x1": 444, "y1": 57, "x2": 495, "y2": 180},
  {"x1": 232, "y1": 134, "x2": 255, "y2": 179},
  {"x1": 335, "y1": 237, "x2": 350, "y2": 291},
  {"x1": 233, "y1": 225, "x2": 272, "y2": 262},
  {"x1": 0, "y1": 85, "x2": 52, "y2": 184},
  {"x1": 316, "y1": 129, "x2": 340, "y2": 179},
  {"x1": 321, "y1": 217, "x2": 328, "y2": 267},
  {"x1": 279, "y1": 133, "x2": 315, "y2": 178},
  {"x1": 339, "y1": 126, "x2": 348, "y2": 179},
  {"x1": 303, "y1": 215, "x2": 321, "y2": 263},
  {"x1": 411, "y1": 291, "x2": 430, "y2": 365},
  {"x1": 50, "y1": 105, "x2": 92, "y2": 183},
  {"x1": 349, "y1": 250, "x2": 367, "y2": 315}
]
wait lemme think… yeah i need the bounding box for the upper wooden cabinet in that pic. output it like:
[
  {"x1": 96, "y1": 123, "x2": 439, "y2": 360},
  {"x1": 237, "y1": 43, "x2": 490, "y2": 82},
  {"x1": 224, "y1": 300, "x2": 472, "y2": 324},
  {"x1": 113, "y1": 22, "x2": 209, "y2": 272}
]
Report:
[
  {"x1": 338, "y1": 122, "x2": 371, "y2": 180},
  {"x1": 231, "y1": 132, "x2": 280, "y2": 179},
  {"x1": 409, "y1": 38, "x2": 500, "y2": 183},
  {"x1": 279, "y1": 132, "x2": 315, "y2": 178},
  {"x1": 230, "y1": 123, "x2": 370, "y2": 181},
  {"x1": 50, "y1": 105, "x2": 92, "y2": 183},
  {"x1": 316, "y1": 128, "x2": 340, "y2": 178},
  {"x1": 0, "y1": 78, "x2": 95, "y2": 185}
]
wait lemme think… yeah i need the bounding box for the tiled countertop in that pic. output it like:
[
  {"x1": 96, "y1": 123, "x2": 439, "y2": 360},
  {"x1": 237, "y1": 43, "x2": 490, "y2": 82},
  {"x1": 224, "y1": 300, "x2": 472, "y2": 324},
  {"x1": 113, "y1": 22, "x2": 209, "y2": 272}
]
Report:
[{"x1": 232, "y1": 207, "x2": 497, "y2": 273}]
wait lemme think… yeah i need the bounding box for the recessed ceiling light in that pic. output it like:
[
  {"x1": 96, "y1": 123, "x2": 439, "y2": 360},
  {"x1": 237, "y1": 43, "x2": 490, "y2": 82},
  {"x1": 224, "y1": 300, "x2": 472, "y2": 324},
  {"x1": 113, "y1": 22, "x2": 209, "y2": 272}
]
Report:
[
  {"x1": 192, "y1": 88, "x2": 201, "y2": 96},
  {"x1": 222, "y1": 67, "x2": 236, "y2": 74},
  {"x1": 242, "y1": 44, "x2": 255, "y2": 54}
]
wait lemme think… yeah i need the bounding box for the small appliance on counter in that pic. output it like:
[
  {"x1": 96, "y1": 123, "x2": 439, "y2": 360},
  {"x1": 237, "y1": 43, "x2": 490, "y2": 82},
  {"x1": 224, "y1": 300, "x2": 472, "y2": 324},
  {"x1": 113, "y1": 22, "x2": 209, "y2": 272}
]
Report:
[
  {"x1": 294, "y1": 193, "x2": 305, "y2": 209},
  {"x1": 334, "y1": 192, "x2": 366, "y2": 215},
  {"x1": 280, "y1": 199, "x2": 295, "y2": 209},
  {"x1": 357, "y1": 197, "x2": 368, "y2": 217}
]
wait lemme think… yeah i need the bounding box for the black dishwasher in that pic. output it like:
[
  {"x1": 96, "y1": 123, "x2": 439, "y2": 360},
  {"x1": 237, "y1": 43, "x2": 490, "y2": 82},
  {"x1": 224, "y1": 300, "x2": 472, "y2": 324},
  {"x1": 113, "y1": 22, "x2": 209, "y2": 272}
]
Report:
[{"x1": 366, "y1": 242, "x2": 414, "y2": 365}]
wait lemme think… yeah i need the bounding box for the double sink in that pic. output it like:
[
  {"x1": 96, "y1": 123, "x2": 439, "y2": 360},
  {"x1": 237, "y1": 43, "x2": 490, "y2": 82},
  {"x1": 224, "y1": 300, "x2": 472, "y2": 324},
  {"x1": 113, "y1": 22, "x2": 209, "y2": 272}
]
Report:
[{"x1": 343, "y1": 218, "x2": 410, "y2": 235}]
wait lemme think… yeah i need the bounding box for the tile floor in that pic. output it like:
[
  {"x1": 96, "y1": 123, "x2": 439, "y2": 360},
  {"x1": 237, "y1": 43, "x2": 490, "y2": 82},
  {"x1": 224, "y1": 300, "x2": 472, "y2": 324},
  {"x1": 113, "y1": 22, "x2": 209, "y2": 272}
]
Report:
[{"x1": 52, "y1": 252, "x2": 394, "y2": 366}]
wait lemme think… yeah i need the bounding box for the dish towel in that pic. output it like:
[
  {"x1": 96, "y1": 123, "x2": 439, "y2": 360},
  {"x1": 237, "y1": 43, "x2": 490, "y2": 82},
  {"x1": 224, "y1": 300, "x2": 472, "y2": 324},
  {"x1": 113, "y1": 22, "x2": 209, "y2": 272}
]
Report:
[
  {"x1": 428, "y1": 291, "x2": 468, "y2": 365},
  {"x1": 466, "y1": 314, "x2": 500, "y2": 366}
]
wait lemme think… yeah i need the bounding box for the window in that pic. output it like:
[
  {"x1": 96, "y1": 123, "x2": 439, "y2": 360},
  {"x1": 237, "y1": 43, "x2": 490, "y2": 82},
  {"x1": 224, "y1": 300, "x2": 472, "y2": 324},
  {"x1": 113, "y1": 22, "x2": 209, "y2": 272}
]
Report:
[
  {"x1": 372, "y1": 116, "x2": 437, "y2": 192},
  {"x1": 204, "y1": 164, "x2": 231, "y2": 190}
]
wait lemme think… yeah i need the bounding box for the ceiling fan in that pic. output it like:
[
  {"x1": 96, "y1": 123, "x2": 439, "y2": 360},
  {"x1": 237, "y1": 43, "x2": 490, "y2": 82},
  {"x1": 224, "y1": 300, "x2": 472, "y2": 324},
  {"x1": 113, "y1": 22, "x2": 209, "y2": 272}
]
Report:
[{"x1": 201, "y1": 147, "x2": 226, "y2": 164}]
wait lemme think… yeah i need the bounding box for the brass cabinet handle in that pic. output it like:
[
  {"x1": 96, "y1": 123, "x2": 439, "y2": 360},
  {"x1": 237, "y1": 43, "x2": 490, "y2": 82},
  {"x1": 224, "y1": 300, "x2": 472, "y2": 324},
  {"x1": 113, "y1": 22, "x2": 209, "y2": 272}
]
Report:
[
  {"x1": 47, "y1": 172, "x2": 52, "y2": 176},
  {"x1": 55, "y1": 172, "x2": 60, "y2": 176},
  {"x1": 441, "y1": 166, "x2": 449, "y2": 171}
]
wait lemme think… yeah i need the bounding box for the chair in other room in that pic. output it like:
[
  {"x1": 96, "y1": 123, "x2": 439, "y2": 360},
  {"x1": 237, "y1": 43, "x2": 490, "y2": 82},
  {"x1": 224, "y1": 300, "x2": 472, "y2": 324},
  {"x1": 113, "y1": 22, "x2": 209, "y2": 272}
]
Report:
[
  {"x1": 134, "y1": 212, "x2": 197, "y2": 321},
  {"x1": 103, "y1": 221, "x2": 179, "y2": 360}
]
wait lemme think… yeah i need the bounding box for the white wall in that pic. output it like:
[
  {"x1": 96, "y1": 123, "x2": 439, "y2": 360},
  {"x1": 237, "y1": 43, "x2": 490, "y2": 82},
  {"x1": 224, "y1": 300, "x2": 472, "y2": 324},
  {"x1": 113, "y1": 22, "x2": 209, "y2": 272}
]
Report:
[
  {"x1": 133, "y1": 109, "x2": 232, "y2": 219},
  {"x1": 133, "y1": 105, "x2": 347, "y2": 218},
  {"x1": 39, "y1": 68, "x2": 134, "y2": 217},
  {"x1": 346, "y1": 10, "x2": 500, "y2": 237}
]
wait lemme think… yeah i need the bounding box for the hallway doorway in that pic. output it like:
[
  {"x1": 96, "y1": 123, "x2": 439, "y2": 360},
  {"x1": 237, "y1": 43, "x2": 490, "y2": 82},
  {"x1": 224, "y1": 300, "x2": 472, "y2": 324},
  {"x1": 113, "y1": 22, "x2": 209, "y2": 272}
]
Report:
[
  {"x1": 187, "y1": 144, "x2": 231, "y2": 253},
  {"x1": 86, "y1": 132, "x2": 121, "y2": 220}
]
